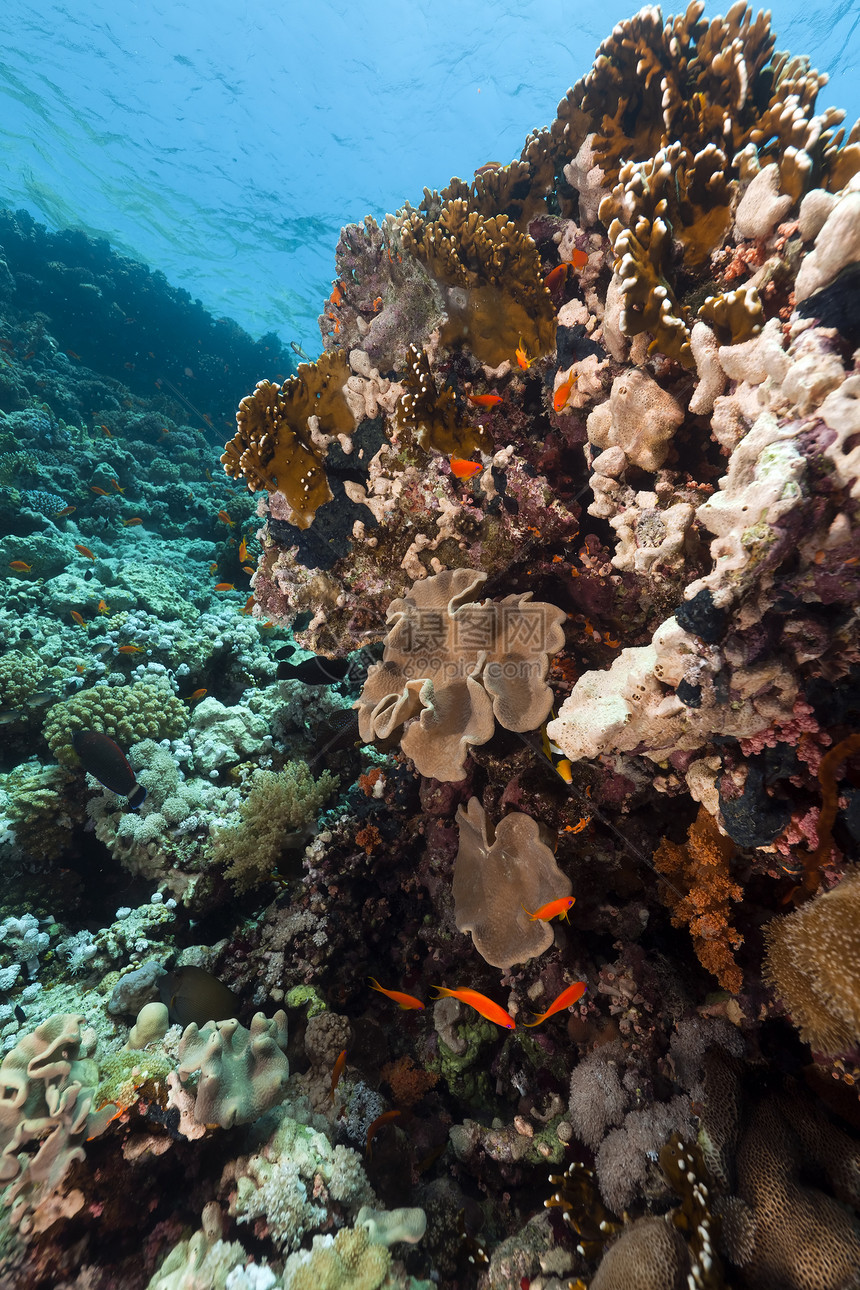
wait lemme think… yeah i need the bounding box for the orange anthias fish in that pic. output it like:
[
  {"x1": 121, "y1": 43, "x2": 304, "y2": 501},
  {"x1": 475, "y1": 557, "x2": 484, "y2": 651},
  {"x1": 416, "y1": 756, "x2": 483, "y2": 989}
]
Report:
[
  {"x1": 217, "y1": 510, "x2": 235, "y2": 526},
  {"x1": 521, "y1": 896, "x2": 576, "y2": 923},
  {"x1": 75, "y1": 544, "x2": 96, "y2": 561},
  {"x1": 117, "y1": 644, "x2": 145, "y2": 654},
  {"x1": 430, "y1": 987, "x2": 515, "y2": 1030},
  {"x1": 97, "y1": 599, "x2": 110, "y2": 615},
  {"x1": 90, "y1": 486, "x2": 109, "y2": 496},
  {"x1": 54, "y1": 505, "x2": 76, "y2": 517},
  {"x1": 553, "y1": 368, "x2": 578, "y2": 413},
  {"x1": 366, "y1": 1109, "x2": 401, "y2": 1158},
  {"x1": 187, "y1": 688, "x2": 207, "y2": 703},
  {"x1": 238, "y1": 536, "x2": 248, "y2": 563},
  {"x1": 242, "y1": 565, "x2": 255, "y2": 576},
  {"x1": 450, "y1": 456, "x2": 481, "y2": 480},
  {"x1": 210, "y1": 562, "x2": 219, "y2": 574},
  {"x1": 465, "y1": 392, "x2": 502, "y2": 409},
  {"x1": 214, "y1": 582, "x2": 235, "y2": 591},
  {"x1": 515, "y1": 338, "x2": 534, "y2": 370},
  {"x1": 8, "y1": 561, "x2": 32, "y2": 573},
  {"x1": 570, "y1": 247, "x2": 589, "y2": 270},
  {"x1": 70, "y1": 611, "x2": 86, "y2": 627},
  {"x1": 521, "y1": 981, "x2": 588, "y2": 1027},
  {"x1": 368, "y1": 978, "x2": 424, "y2": 1010},
  {"x1": 328, "y1": 1048, "x2": 347, "y2": 1104},
  {"x1": 122, "y1": 517, "x2": 142, "y2": 526},
  {"x1": 544, "y1": 263, "x2": 569, "y2": 291},
  {"x1": 110, "y1": 478, "x2": 124, "y2": 493}
]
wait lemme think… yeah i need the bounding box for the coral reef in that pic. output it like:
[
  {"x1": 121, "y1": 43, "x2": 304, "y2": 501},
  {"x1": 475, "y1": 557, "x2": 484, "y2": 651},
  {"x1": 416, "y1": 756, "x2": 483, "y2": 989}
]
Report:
[
  {"x1": 2, "y1": 4, "x2": 860, "y2": 1288},
  {"x1": 211, "y1": 761, "x2": 338, "y2": 892}
]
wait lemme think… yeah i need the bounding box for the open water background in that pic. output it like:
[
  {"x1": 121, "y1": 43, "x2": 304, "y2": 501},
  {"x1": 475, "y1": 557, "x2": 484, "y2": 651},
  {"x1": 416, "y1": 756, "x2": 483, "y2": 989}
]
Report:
[{"x1": 1, "y1": 0, "x2": 858, "y2": 355}]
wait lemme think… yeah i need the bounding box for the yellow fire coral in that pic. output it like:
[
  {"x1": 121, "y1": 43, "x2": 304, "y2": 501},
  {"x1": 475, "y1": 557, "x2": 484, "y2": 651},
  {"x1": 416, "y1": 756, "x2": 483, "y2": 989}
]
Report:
[
  {"x1": 698, "y1": 285, "x2": 764, "y2": 344},
  {"x1": 394, "y1": 344, "x2": 491, "y2": 457},
  {"x1": 355, "y1": 567, "x2": 566, "y2": 782},
  {"x1": 426, "y1": 157, "x2": 550, "y2": 234},
  {"x1": 221, "y1": 351, "x2": 354, "y2": 528},
  {"x1": 600, "y1": 144, "x2": 735, "y2": 368},
  {"x1": 763, "y1": 866, "x2": 860, "y2": 1053},
  {"x1": 400, "y1": 198, "x2": 556, "y2": 367}
]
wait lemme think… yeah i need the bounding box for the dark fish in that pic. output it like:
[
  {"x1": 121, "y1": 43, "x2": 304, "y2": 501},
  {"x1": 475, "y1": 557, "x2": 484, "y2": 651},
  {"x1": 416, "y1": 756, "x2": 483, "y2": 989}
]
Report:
[
  {"x1": 71, "y1": 730, "x2": 147, "y2": 810},
  {"x1": 274, "y1": 644, "x2": 296, "y2": 660},
  {"x1": 25, "y1": 690, "x2": 57, "y2": 709},
  {"x1": 0, "y1": 710, "x2": 24, "y2": 726},
  {"x1": 13, "y1": 1006, "x2": 25, "y2": 1023},
  {"x1": 158, "y1": 964, "x2": 238, "y2": 1028},
  {"x1": 277, "y1": 656, "x2": 350, "y2": 684},
  {"x1": 307, "y1": 709, "x2": 362, "y2": 770}
]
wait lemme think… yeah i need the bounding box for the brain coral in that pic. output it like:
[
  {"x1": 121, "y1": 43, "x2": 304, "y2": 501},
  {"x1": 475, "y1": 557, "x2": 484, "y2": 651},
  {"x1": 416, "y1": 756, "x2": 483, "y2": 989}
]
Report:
[
  {"x1": 355, "y1": 567, "x2": 566, "y2": 781},
  {"x1": 44, "y1": 682, "x2": 188, "y2": 766}
]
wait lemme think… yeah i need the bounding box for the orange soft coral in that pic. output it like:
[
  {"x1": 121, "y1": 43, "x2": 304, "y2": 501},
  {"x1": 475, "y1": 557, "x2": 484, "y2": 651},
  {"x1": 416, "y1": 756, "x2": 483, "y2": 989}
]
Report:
[{"x1": 654, "y1": 807, "x2": 744, "y2": 993}]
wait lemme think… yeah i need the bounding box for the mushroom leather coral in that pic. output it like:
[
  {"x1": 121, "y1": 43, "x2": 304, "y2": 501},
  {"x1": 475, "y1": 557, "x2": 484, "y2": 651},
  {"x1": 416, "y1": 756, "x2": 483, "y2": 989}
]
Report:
[
  {"x1": 355, "y1": 567, "x2": 566, "y2": 782},
  {"x1": 177, "y1": 1011, "x2": 290, "y2": 1128},
  {"x1": 452, "y1": 797, "x2": 573, "y2": 969},
  {"x1": 222, "y1": 351, "x2": 354, "y2": 528}
]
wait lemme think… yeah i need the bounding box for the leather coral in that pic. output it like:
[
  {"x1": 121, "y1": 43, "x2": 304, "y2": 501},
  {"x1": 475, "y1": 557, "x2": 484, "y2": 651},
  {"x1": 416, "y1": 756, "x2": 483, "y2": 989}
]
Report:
[
  {"x1": 452, "y1": 797, "x2": 572, "y2": 969},
  {"x1": 355, "y1": 568, "x2": 565, "y2": 782}
]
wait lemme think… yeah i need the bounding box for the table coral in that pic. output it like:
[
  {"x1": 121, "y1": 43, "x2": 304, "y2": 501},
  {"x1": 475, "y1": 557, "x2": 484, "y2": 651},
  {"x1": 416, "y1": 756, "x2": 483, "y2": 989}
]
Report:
[{"x1": 355, "y1": 567, "x2": 565, "y2": 781}]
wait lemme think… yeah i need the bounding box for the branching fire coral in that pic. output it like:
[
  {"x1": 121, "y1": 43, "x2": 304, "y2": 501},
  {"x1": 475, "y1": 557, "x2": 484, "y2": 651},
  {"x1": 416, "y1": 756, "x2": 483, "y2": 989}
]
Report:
[
  {"x1": 400, "y1": 198, "x2": 556, "y2": 366},
  {"x1": 221, "y1": 351, "x2": 354, "y2": 528}
]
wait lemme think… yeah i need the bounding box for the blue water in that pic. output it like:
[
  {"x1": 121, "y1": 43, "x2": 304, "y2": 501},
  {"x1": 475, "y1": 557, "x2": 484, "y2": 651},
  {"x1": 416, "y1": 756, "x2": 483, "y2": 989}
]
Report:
[{"x1": 1, "y1": 0, "x2": 858, "y2": 357}]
